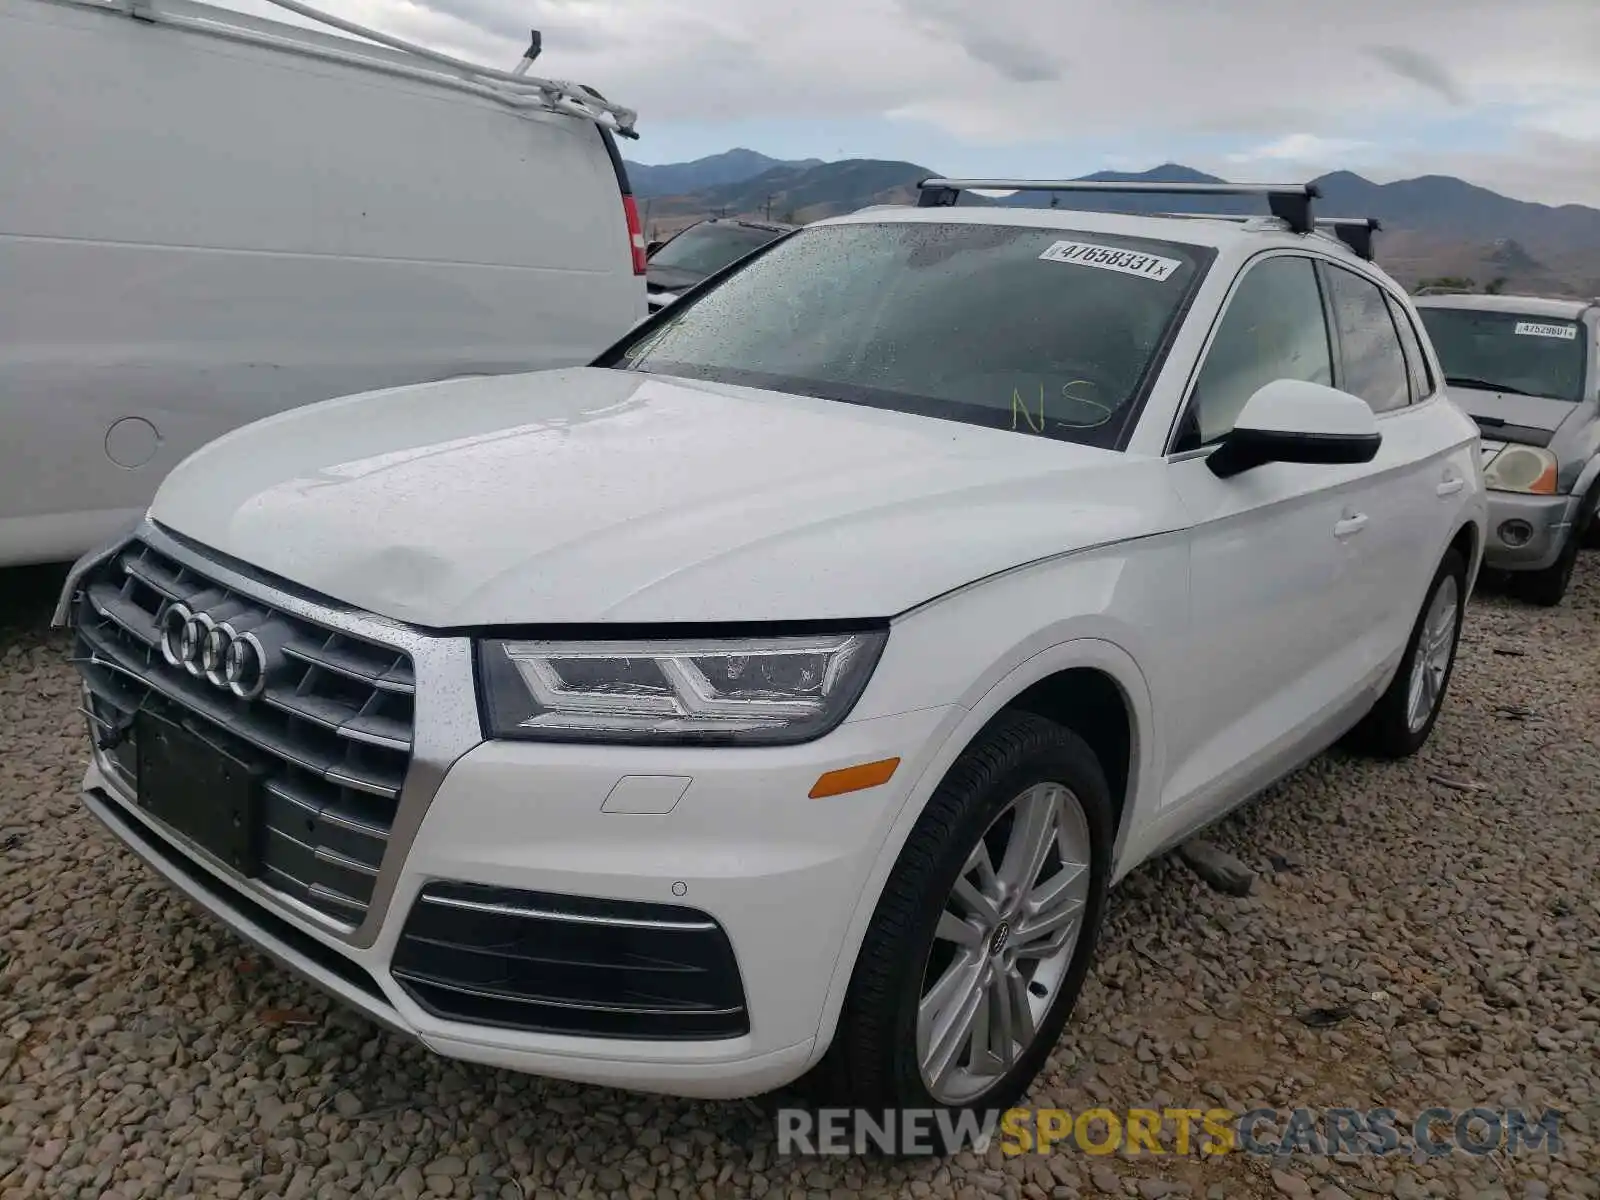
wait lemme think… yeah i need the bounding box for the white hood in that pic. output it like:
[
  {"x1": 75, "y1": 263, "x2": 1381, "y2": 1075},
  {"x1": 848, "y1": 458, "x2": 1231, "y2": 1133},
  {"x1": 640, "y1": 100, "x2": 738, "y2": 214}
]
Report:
[{"x1": 149, "y1": 368, "x2": 1178, "y2": 627}]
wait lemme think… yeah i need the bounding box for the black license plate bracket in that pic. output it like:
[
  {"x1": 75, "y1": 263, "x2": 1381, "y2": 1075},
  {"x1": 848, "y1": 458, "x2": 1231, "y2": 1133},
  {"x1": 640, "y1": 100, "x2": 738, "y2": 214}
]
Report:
[{"x1": 134, "y1": 709, "x2": 264, "y2": 875}]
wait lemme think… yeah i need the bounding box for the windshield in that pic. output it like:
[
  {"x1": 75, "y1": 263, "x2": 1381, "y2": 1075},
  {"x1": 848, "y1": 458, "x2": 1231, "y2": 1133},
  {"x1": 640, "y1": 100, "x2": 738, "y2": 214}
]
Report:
[
  {"x1": 1417, "y1": 307, "x2": 1589, "y2": 402},
  {"x1": 648, "y1": 223, "x2": 786, "y2": 278},
  {"x1": 611, "y1": 221, "x2": 1212, "y2": 447}
]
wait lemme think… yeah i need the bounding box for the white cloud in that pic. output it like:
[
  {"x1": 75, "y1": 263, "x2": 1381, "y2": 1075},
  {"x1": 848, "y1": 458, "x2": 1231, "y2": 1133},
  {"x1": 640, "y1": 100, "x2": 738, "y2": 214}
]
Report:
[
  {"x1": 1521, "y1": 98, "x2": 1600, "y2": 143},
  {"x1": 212, "y1": 0, "x2": 1600, "y2": 204},
  {"x1": 1229, "y1": 135, "x2": 1374, "y2": 165}
]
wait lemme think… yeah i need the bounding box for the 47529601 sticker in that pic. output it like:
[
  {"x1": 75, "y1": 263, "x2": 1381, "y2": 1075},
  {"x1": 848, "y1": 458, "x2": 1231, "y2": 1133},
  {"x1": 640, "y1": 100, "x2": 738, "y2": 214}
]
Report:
[
  {"x1": 1513, "y1": 321, "x2": 1578, "y2": 340},
  {"x1": 1038, "y1": 240, "x2": 1183, "y2": 282}
]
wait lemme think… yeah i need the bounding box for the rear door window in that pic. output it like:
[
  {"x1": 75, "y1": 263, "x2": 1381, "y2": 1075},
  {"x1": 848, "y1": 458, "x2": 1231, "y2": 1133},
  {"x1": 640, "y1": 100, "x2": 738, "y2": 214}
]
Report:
[{"x1": 1323, "y1": 265, "x2": 1411, "y2": 414}]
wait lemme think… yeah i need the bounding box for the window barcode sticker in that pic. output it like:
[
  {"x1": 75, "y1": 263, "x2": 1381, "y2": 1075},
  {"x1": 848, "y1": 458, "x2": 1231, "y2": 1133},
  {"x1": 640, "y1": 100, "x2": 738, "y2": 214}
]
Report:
[
  {"x1": 1038, "y1": 240, "x2": 1182, "y2": 282},
  {"x1": 1513, "y1": 321, "x2": 1577, "y2": 340}
]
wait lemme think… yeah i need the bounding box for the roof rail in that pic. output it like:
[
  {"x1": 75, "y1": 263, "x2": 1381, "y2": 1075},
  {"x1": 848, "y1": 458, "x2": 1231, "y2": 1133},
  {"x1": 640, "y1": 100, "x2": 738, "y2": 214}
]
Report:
[
  {"x1": 916, "y1": 178, "x2": 1321, "y2": 235},
  {"x1": 110, "y1": 0, "x2": 638, "y2": 137},
  {"x1": 1160, "y1": 212, "x2": 1382, "y2": 260}
]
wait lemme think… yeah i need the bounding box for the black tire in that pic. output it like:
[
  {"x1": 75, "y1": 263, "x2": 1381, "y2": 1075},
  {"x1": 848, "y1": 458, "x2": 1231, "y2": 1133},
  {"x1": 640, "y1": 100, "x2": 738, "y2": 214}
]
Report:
[
  {"x1": 1346, "y1": 548, "x2": 1467, "y2": 759},
  {"x1": 1579, "y1": 485, "x2": 1600, "y2": 551},
  {"x1": 805, "y1": 711, "x2": 1113, "y2": 1120},
  {"x1": 1511, "y1": 530, "x2": 1580, "y2": 607}
]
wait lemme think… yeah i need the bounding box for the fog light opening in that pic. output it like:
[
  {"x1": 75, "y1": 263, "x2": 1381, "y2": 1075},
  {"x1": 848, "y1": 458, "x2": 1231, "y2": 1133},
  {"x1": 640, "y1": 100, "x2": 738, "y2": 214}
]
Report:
[{"x1": 1499, "y1": 519, "x2": 1534, "y2": 548}]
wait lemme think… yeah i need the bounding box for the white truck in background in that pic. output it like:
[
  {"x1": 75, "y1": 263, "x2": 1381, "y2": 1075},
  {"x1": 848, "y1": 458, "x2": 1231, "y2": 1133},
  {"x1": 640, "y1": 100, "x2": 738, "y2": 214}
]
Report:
[{"x1": 0, "y1": 0, "x2": 648, "y2": 567}]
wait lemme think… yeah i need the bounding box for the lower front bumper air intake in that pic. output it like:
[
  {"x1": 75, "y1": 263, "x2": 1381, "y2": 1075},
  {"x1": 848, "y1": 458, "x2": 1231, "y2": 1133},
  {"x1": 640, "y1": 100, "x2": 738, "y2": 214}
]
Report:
[{"x1": 390, "y1": 882, "x2": 750, "y2": 1040}]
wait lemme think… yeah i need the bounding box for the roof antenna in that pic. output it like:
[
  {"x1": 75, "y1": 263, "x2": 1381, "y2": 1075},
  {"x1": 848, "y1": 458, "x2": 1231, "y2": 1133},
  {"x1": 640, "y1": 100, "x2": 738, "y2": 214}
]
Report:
[{"x1": 511, "y1": 30, "x2": 542, "y2": 75}]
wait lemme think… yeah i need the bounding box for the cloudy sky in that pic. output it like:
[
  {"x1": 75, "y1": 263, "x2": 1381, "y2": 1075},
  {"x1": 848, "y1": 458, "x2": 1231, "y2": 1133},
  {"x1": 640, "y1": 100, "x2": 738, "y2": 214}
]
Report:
[{"x1": 224, "y1": 0, "x2": 1600, "y2": 206}]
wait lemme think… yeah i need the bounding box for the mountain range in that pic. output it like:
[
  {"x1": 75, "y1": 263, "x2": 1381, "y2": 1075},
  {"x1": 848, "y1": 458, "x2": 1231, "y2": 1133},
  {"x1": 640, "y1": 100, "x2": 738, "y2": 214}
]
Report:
[
  {"x1": 624, "y1": 149, "x2": 826, "y2": 199},
  {"x1": 624, "y1": 151, "x2": 1600, "y2": 296}
]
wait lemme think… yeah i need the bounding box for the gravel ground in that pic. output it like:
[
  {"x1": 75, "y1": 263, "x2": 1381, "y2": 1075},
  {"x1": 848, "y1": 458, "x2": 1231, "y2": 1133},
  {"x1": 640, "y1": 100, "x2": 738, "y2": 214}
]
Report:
[{"x1": 1, "y1": 555, "x2": 1597, "y2": 1200}]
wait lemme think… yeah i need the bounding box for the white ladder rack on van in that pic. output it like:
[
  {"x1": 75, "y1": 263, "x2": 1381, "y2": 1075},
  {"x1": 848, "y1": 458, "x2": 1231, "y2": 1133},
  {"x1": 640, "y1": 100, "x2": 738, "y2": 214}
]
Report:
[{"x1": 107, "y1": 0, "x2": 638, "y2": 137}]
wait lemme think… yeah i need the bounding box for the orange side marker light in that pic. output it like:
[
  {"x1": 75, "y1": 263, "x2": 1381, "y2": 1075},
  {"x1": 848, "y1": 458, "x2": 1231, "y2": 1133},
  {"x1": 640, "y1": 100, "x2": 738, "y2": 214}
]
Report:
[{"x1": 809, "y1": 757, "x2": 900, "y2": 799}]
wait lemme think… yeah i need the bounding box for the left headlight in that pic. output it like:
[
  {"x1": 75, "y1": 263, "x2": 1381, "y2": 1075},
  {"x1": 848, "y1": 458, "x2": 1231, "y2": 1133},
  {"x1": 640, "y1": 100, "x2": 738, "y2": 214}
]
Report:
[
  {"x1": 476, "y1": 630, "x2": 888, "y2": 745},
  {"x1": 1483, "y1": 445, "x2": 1559, "y2": 494}
]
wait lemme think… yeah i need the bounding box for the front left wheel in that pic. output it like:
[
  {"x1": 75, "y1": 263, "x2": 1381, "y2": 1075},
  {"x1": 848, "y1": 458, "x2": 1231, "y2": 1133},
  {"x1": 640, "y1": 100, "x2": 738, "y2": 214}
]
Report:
[{"x1": 807, "y1": 711, "x2": 1113, "y2": 1116}]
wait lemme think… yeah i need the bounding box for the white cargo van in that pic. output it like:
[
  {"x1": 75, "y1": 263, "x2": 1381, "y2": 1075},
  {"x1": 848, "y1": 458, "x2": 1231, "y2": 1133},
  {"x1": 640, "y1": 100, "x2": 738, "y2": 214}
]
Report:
[{"x1": 0, "y1": 0, "x2": 648, "y2": 567}]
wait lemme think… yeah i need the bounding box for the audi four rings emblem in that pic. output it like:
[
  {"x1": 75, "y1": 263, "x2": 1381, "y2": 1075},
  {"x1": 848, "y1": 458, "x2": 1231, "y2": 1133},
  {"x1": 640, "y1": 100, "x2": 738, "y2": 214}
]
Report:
[{"x1": 159, "y1": 604, "x2": 268, "y2": 699}]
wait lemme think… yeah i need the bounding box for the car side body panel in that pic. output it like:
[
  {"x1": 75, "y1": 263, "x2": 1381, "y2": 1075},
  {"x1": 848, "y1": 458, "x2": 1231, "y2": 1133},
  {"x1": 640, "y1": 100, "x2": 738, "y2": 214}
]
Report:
[{"x1": 0, "y1": 0, "x2": 644, "y2": 568}]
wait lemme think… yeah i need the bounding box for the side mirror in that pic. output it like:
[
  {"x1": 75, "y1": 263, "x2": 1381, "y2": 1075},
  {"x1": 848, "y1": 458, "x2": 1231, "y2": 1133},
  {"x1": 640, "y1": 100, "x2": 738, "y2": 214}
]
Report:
[
  {"x1": 1207, "y1": 379, "x2": 1381, "y2": 479},
  {"x1": 645, "y1": 240, "x2": 666, "y2": 257}
]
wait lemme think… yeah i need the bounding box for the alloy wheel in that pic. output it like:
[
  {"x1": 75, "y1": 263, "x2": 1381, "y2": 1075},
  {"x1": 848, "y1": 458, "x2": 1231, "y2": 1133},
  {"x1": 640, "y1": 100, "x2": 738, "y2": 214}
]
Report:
[
  {"x1": 916, "y1": 782, "x2": 1092, "y2": 1104},
  {"x1": 1406, "y1": 574, "x2": 1459, "y2": 733}
]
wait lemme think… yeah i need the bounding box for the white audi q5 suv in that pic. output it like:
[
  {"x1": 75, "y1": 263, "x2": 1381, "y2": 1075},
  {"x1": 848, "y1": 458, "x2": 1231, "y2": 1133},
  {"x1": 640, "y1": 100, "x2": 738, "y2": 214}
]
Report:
[{"x1": 60, "y1": 178, "x2": 1486, "y2": 1117}]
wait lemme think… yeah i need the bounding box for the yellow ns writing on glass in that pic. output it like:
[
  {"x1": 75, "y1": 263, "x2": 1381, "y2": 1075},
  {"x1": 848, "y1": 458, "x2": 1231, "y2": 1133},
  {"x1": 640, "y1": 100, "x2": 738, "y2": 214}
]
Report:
[{"x1": 1011, "y1": 382, "x2": 1046, "y2": 433}]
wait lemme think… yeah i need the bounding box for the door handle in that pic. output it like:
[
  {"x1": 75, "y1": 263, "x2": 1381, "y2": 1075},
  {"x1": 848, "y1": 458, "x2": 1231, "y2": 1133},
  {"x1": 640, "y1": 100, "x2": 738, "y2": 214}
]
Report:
[
  {"x1": 1436, "y1": 478, "x2": 1465, "y2": 497},
  {"x1": 1334, "y1": 513, "x2": 1369, "y2": 538}
]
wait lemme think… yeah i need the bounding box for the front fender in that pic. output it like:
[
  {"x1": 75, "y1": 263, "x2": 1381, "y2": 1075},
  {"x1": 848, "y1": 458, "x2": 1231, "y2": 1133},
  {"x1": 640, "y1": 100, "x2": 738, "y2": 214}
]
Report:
[
  {"x1": 804, "y1": 537, "x2": 1187, "y2": 1069},
  {"x1": 1571, "y1": 453, "x2": 1600, "y2": 507}
]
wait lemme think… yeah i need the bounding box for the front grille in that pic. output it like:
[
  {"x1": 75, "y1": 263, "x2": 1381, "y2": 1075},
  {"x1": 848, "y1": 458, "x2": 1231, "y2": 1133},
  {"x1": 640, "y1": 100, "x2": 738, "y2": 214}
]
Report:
[
  {"x1": 391, "y1": 882, "x2": 750, "y2": 1040},
  {"x1": 73, "y1": 538, "x2": 416, "y2": 925}
]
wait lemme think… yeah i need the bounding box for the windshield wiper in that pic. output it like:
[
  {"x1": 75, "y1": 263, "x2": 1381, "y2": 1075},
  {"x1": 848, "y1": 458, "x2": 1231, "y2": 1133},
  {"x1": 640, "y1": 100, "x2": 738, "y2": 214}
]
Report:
[{"x1": 1445, "y1": 375, "x2": 1534, "y2": 397}]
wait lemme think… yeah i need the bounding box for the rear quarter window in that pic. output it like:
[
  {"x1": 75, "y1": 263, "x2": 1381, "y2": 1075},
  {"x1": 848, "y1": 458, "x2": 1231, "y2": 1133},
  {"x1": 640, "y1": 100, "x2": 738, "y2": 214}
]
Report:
[{"x1": 1384, "y1": 291, "x2": 1435, "y2": 401}]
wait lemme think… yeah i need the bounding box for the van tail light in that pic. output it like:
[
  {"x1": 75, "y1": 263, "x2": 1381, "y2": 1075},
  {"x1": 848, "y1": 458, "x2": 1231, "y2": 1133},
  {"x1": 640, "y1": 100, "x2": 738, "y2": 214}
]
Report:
[{"x1": 622, "y1": 195, "x2": 648, "y2": 275}]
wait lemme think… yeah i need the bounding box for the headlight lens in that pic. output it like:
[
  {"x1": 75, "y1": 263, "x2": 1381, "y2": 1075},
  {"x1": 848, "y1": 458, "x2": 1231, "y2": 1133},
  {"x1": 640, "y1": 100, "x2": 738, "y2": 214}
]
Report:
[
  {"x1": 1483, "y1": 445, "x2": 1559, "y2": 494},
  {"x1": 477, "y1": 630, "x2": 888, "y2": 745}
]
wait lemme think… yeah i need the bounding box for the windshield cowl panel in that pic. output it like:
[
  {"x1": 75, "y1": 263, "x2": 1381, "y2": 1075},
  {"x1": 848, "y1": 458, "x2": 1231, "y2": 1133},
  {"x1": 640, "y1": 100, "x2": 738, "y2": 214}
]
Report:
[{"x1": 608, "y1": 221, "x2": 1215, "y2": 449}]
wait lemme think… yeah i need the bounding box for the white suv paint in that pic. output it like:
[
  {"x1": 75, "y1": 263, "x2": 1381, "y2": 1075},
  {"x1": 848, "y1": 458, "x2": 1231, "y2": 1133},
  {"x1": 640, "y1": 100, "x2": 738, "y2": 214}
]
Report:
[{"x1": 58, "y1": 184, "x2": 1486, "y2": 1115}]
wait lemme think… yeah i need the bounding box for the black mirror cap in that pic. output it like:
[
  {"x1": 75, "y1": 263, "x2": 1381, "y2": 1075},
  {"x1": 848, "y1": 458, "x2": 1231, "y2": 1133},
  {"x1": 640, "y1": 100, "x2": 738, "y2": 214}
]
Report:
[
  {"x1": 645, "y1": 241, "x2": 666, "y2": 257},
  {"x1": 1207, "y1": 427, "x2": 1382, "y2": 479}
]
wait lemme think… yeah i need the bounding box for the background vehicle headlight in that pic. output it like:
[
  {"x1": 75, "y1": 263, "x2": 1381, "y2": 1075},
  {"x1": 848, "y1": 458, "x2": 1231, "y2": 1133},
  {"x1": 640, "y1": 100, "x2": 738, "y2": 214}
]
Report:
[
  {"x1": 1483, "y1": 445, "x2": 1559, "y2": 494},
  {"x1": 477, "y1": 631, "x2": 888, "y2": 745}
]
